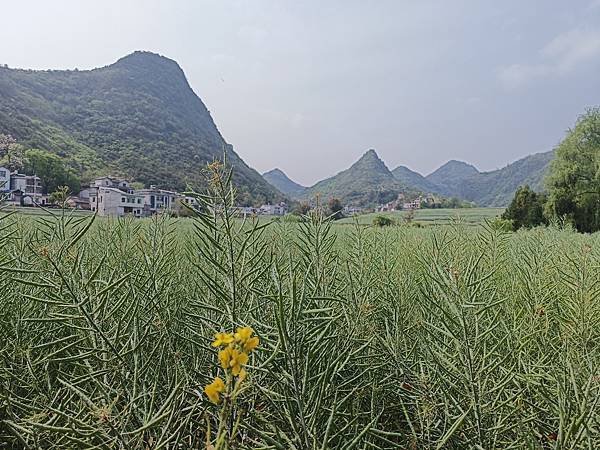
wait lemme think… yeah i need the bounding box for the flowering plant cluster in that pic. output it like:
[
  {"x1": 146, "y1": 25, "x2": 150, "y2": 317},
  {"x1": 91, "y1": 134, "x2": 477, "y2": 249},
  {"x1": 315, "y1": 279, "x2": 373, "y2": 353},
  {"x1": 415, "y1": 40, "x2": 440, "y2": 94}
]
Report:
[{"x1": 204, "y1": 327, "x2": 259, "y2": 404}]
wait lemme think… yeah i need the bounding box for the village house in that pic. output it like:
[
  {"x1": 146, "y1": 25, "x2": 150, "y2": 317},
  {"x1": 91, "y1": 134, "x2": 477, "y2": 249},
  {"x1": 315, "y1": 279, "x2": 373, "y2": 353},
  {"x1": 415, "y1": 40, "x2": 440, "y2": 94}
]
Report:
[
  {"x1": 137, "y1": 186, "x2": 181, "y2": 215},
  {"x1": 87, "y1": 177, "x2": 186, "y2": 217},
  {"x1": 259, "y1": 202, "x2": 288, "y2": 216},
  {"x1": 343, "y1": 206, "x2": 363, "y2": 216},
  {"x1": 90, "y1": 186, "x2": 145, "y2": 217},
  {"x1": 0, "y1": 168, "x2": 46, "y2": 206},
  {"x1": 402, "y1": 197, "x2": 422, "y2": 210}
]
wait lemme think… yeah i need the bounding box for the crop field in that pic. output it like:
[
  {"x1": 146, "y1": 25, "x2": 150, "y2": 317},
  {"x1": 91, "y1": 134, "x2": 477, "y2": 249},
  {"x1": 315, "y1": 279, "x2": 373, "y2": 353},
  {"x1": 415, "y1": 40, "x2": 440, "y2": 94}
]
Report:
[
  {"x1": 337, "y1": 208, "x2": 505, "y2": 226},
  {"x1": 0, "y1": 198, "x2": 599, "y2": 448}
]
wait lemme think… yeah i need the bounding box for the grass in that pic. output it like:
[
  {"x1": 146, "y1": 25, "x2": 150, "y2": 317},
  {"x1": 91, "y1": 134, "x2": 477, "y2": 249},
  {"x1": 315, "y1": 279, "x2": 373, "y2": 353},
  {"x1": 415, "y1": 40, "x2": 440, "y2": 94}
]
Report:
[
  {"x1": 1, "y1": 205, "x2": 93, "y2": 217},
  {"x1": 336, "y1": 207, "x2": 505, "y2": 226},
  {"x1": 0, "y1": 172, "x2": 598, "y2": 449}
]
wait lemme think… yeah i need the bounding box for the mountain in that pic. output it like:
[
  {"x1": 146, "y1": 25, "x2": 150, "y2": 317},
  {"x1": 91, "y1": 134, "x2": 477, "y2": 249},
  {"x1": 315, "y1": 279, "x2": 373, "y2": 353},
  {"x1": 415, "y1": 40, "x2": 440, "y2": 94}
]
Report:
[
  {"x1": 409, "y1": 151, "x2": 554, "y2": 206},
  {"x1": 443, "y1": 151, "x2": 554, "y2": 206},
  {"x1": 425, "y1": 160, "x2": 479, "y2": 190},
  {"x1": 302, "y1": 149, "x2": 406, "y2": 206},
  {"x1": 262, "y1": 168, "x2": 306, "y2": 198},
  {"x1": 391, "y1": 165, "x2": 441, "y2": 194},
  {"x1": 0, "y1": 51, "x2": 282, "y2": 205}
]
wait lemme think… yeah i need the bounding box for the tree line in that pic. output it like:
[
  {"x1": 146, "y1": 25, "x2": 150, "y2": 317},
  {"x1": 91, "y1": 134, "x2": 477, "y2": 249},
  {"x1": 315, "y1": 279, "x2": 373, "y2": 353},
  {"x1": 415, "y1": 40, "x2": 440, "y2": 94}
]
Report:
[
  {"x1": 0, "y1": 134, "x2": 81, "y2": 194},
  {"x1": 502, "y1": 108, "x2": 600, "y2": 233}
]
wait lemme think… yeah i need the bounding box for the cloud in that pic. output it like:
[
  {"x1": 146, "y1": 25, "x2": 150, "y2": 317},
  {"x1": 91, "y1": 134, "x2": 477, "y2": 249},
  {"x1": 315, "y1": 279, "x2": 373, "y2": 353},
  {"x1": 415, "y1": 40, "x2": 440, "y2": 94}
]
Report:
[{"x1": 498, "y1": 28, "x2": 600, "y2": 88}]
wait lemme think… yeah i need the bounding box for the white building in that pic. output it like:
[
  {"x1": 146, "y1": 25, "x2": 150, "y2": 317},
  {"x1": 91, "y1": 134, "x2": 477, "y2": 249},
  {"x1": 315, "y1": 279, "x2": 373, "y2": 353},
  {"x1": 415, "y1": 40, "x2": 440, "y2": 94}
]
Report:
[
  {"x1": 402, "y1": 197, "x2": 422, "y2": 210},
  {"x1": 90, "y1": 186, "x2": 145, "y2": 217},
  {"x1": 259, "y1": 202, "x2": 288, "y2": 216},
  {"x1": 87, "y1": 178, "x2": 185, "y2": 217},
  {"x1": 137, "y1": 186, "x2": 181, "y2": 214},
  {"x1": 343, "y1": 206, "x2": 363, "y2": 216}
]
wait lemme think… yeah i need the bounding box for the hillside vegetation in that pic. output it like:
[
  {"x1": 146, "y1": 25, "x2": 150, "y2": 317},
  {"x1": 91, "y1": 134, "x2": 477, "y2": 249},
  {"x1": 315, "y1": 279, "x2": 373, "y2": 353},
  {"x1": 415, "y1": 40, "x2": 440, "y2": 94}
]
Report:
[
  {"x1": 301, "y1": 149, "x2": 407, "y2": 206},
  {"x1": 419, "y1": 152, "x2": 554, "y2": 206},
  {"x1": 264, "y1": 149, "x2": 554, "y2": 208},
  {"x1": 262, "y1": 168, "x2": 306, "y2": 197},
  {"x1": 0, "y1": 51, "x2": 281, "y2": 205}
]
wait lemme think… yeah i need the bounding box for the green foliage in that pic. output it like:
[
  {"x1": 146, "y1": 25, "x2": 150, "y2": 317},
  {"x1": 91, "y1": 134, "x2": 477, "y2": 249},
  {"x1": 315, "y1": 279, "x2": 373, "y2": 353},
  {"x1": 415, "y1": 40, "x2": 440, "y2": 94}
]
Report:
[
  {"x1": 327, "y1": 197, "x2": 344, "y2": 220},
  {"x1": 48, "y1": 185, "x2": 70, "y2": 206},
  {"x1": 545, "y1": 108, "x2": 600, "y2": 233},
  {"x1": 0, "y1": 133, "x2": 25, "y2": 171},
  {"x1": 501, "y1": 185, "x2": 547, "y2": 230},
  {"x1": 173, "y1": 198, "x2": 195, "y2": 218},
  {"x1": 24, "y1": 148, "x2": 80, "y2": 194},
  {"x1": 292, "y1": 201, "x2": 311, "y2": 216},
  {"x1": 487, "y1": 217, "x2": 514, "y2": 232},
  {"x1": 0, "y1": 52, "x2": 282, "y2": 205},
  {"x1": 372, "y1": 215, "x2": 395, "y2": 227}
]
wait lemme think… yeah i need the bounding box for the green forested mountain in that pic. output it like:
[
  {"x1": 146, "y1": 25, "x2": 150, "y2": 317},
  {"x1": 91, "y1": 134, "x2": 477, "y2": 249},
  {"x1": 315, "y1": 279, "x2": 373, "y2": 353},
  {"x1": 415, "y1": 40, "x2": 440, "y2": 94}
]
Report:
[
  {"x1": 457, "y1": 151, "x2": 554, "y2": 206},
  {"x1": 425, "y1": 160, "x2": 479, "y2": 189},
  {"x1": 0, "y1": 51, "x2": 282, "y2": 205},
  {"x1": 390, "y1": 152, "x2": 555, "y2": 206},
  {"x1": 391, "y1": 165, "x2": 441, "y2": 194},
  {"x1": 262, "y1": 168, "x2": 306, "y2": 198},
  {"x1": 419, "y1": 151, "x2": 554, "y2": 206},
  {"x1": 302, "y1": 149, "x2": 406, "y2": 206}
]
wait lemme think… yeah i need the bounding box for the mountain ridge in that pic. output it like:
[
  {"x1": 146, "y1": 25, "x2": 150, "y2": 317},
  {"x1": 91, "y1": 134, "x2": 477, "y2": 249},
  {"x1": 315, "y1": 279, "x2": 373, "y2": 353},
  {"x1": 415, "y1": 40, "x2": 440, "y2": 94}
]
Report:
[
  {"x1": 299, "y1": 149, "x2": 407, "y2": 206},
  {"x1": 262, "y1": 168, "x2": 306, "y2": 197},
  {"x1": 264, "y1": 150, "x2": 555, "y2": 207},
  {"x1": 0, "y1": 50, "x2": 282, "y2": 205}
]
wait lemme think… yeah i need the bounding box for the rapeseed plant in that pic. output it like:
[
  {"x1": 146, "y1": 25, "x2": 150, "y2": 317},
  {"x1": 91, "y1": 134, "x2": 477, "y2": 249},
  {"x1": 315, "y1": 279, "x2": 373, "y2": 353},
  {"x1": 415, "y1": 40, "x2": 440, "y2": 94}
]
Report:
[{"x1": 203, "y1": 327, "x2": 259, "y2": 448}]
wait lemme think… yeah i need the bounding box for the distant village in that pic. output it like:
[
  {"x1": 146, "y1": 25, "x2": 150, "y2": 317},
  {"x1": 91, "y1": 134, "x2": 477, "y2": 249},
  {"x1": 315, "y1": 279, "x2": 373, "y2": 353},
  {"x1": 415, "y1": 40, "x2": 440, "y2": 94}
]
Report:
[
  {"x1": 1, "y1": 166, "x2": 436, "y2": 218},
  {"x1": 0, "y1": 167, "x2": 290, "y2": 217}
]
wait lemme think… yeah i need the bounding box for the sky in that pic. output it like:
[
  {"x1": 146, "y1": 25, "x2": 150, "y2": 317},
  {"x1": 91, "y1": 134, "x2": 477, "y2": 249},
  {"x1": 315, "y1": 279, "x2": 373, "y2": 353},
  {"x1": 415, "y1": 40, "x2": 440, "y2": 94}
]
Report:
[{"x1": 1, "y1": 1, "x2": 599, "y2": 186}]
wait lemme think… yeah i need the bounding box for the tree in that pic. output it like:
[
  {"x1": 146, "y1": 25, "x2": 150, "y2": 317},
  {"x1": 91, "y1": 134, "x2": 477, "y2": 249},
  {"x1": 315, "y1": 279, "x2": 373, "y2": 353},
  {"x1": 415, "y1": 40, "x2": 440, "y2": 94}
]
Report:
[
  {"x1": 49, "y1": 186, "x2": 70, "y2": 206},
  {"x1": 501, "y1": 185, "x2": 547, "y2": 230},
  {"x1": 327, "y1": 197, "x2": 344, "y2": 220},
  {"x1": 292, "y1": 202, "x2": 311, "y2": 216},
  {"x1": 0, "y1": 134, "x2": 25, "y2": 171},
  {"x1": 373, "y1": 215, "x2": 394, "y2": 227},
  {"x1": 545, "y1": 108, "x2": 600, "y2": 233},
  {"x1": 24, "y1": 149, "x2": 81, "y2": 194}
]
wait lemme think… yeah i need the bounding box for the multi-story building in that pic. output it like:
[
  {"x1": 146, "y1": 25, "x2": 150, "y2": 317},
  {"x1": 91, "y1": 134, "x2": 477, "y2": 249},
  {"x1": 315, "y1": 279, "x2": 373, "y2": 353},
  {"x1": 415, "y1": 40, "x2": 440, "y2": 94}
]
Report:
[
  {"x1": 259, "y1": 202, "x2": 288, "y2": 216},
  {"x1": 6, "y1": 172, "x2": 44, "y2": 206},
  {"x1": 87, "y1": 178, "x2": 184, "y2": 217},
  {"x1": 137, "y1": 186, "x2": 181, "y2": 215},
  {"x1": 90, "y1": 186, "x2": 145, "y2": 217}
]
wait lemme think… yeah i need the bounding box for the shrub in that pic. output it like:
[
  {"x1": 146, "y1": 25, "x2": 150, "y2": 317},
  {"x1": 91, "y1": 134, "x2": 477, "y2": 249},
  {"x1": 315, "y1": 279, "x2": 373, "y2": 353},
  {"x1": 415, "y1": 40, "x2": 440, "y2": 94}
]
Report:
[{"x1": 373, "y1": 215, "x2": 394, "y2": 227}]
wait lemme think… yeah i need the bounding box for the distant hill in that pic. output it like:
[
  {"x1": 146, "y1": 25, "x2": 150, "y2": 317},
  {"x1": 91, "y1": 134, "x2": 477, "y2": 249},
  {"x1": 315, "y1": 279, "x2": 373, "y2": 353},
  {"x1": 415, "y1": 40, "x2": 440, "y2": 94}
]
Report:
[
  {"x1": 391, "y1": 165, "x2": 440, "y2": 194},
  {"x1": 393, "y1": 151, "x2": 555, "y2": 206},
  {"x1": 425, "y1": 160, "x2": 479, "y2": 191},
  {"x1": 0, "y1": 51, "x2": 282, "y2": 205},
  {"x1": 442, "y1": 151, "x2": 554, "y2": 206},
  {"x1": 302, "y1": 149, "x2": 406, "y2": 206},
  {"x1": 262, "y1": 168, "x2": 306, "y2": 198}
]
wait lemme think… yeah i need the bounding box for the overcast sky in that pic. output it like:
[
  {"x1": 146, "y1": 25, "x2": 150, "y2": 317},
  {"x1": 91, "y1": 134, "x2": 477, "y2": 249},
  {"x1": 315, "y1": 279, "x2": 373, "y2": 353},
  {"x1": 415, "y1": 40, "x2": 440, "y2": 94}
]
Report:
[{"x1": 1, "y1": 1, "x2": 599, "y2": 185}]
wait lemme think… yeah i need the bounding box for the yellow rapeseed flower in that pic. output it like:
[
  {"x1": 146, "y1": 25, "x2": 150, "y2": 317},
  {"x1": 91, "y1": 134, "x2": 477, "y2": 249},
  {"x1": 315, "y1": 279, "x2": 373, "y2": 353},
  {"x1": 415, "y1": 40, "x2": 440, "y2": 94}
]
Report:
[
  {"x1": 218, "y1": 346, "x2": 234, "y2": 370},
  {"x1": 212, "y1": 332, "x2": 234, "y2": 347},
  {"x1": 204, "y1": 377, "x2": 225, "y2": 404},
  {"x1": 229, "y1": 348, "x2": 249, "y2": 376},
  {"x1": 243, "y1": 336, "x2": 259, "y2": 353},
  {"x1": 235, "y1": 327, "x2": 253, "y2": 343}
]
